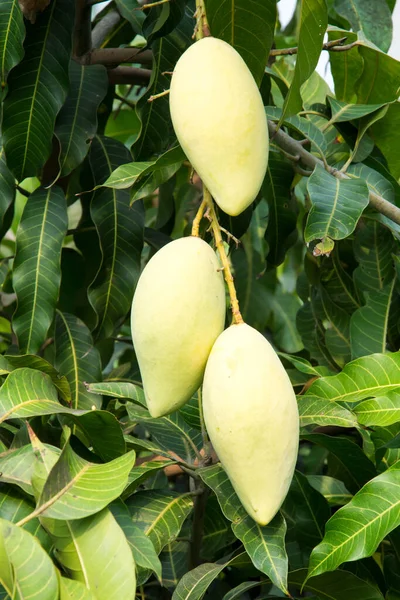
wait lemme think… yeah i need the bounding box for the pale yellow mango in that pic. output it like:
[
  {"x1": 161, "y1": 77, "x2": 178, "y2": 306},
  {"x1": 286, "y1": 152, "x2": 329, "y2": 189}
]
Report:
[
  {"x1": 169, "y1": 37, "x2": 269, "y2": 217},
  {"x1": 131, "y1": 237, "x2": 226, "y2": 418},
  {"x1": 203, "y1": 323, "x2": 299, "y2": 525}
]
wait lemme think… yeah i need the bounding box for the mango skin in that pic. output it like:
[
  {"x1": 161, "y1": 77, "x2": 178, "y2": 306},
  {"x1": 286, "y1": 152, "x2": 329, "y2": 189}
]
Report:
[
  {"x1": 131, "y1": 237, "x2": 226, "y2": 418},
  {"x1": 203, "y1": 323, "x2": 299, "y2": 525},
  {"x1": 169, "y1": 37, "x2": 269, "y2": 217}
]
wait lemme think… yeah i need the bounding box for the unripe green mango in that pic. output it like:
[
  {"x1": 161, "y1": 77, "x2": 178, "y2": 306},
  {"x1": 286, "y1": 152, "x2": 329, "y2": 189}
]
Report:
[
  {"x1": 131, "y1": 237, "x2": 226, "y2": 418},
  {"x1": 169, "y1": 37, "x2": 269, "y2": 217},
  {"x1": 203, "y1": 323, "x2": 299, "y2": 525}
]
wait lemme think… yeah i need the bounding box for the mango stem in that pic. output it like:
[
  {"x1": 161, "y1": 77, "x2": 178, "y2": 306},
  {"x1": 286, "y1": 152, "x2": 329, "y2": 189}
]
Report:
[{"x1": 191, "y1": 198, "x2": 207, "y2": 236}]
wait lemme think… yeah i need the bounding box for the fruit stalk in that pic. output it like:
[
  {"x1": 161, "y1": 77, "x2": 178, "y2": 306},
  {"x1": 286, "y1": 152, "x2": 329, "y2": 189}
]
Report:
[
  {"x1": 191, "y1": 198, "x2": 207, "y2": 237},
  {"x1": 203, "y1": 186, "x2": 244, "y2": 325}
]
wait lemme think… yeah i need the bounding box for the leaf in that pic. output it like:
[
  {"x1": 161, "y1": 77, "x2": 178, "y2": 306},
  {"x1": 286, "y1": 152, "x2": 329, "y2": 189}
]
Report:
[
  {"x1": 307, "y1": 461, "x2": 400, "y2": 579},
  {"x1": 0, "y1": 443, "x2": 59, "y2": 495},
  {"x1": 54, "y1": 62, "x2": 108, "y2": 179},
  {"x1": 160, "y1": 540, "x2": 190, "y2": 590},
  {"x1": 86, "y1": 381, "x2": 145, "y2": 405},
  {"x1": 142, "y1": 0, "x2": 186, "y2": 45},
  {"x1": 96, "y1": 160, "x2": 156, "y2": 191},
  {"x1": 109, "y1": 499, "x2": 162, "y2": 581},
  {"x1": 105, "y1": 109, "x2": 141, "y2": 146},
  {"x1": 52, "y1": 508, "x2": 136, "y2": 600},
  {"x1": 54, "y1": 311, "x2": 102, "y2": 410},
  {"x1": 280, "y1": 0, "x2": 327, "y2": 122},
  {"x1": 12, "y1": 186, "x2": 68, "y2": 354},
  {"x1": 313, "y1": 286, "x2": 351, "y2": 365},
  {"x1": 327, "y1": 97, "x2": 388, "y2": 125},
  {"x1": 88, "y1": 136, "x2": 144, "y2": 340},
  {"x1": 262, "y1": 151, "x2": 297, "y2": 267},
  {"x1": 68, "y1": 410, "x2": 126, "y2": 462},
  {"x1": 0, "y1": 518, "x2": 59, "y2": 599},
  {"x1": 113, "y1": 0, "x2": 143, "y2": 34},
  {"x1": 202, "y1": 495, "x2": 234, "y2": 559},
  {"x1": 298, "y1": 397, "x2": 357, "y2": 428},
  {"x1": 355, "y1": 41, "x2": 400, "y2": 105},
  {"x1": 172, "y1": 554, "x2": 246, "y2": 600},
  {"x1": 370, "y1": 103, "x2": 400, "y2": 180},
  {"x1": 354, "y1": 391, "x2": 400, "y2": 427},
  {"x1": 0, "y1": 0, "x2": 24, "y2": 98},
  {"x1": 302, "y1": 433, "x2": 376, "y2": 494},
  {"x1": 305, "y1": 351, "x2": 400, "y2": 403},
  {"x1": 289, "y1": 568, "x2": 385, "y2": 600},
  {"x1": 0, "y1": 145, "x2": 15, "y2": 236},
  {"x1": 204, "y1": 0, "x2": 277, "y2": 86},
  {"x1": 0, "y1": 486, "x2": 51, "y2": 549},
  {"x1": 266, "y1": 106, "x2": 328, "y2": 159},
  {"x1": 59, "y1": 577, "x2": 95, "y2": 600},
  {"x1": 305, "y1": 164, "x2": 369, "y2": 243},
  {"x1": 36, "y1": 441, "x2": 135, "y2": 520},
  {"x1": 328, "y1": 30, "x2": 362, "y2": 103},
  {"x1": 350, "y1": 277, "x2": 396, "y2": 359},
  {"x1": 269, "y1": 289, "x2": 303, "y2": 353},
  {"x1": 353, "y1": 221, "x2": 395, "y2": 296},
  {"x1": 127, "y1": 490, "x2": 194, "y2": 554},
  {"x1": 334, "y1": 0, "x2": 392, "y2": 52},
  {"x1": 199, "y1": 464, "x2": 288, "y2": 594},
  {"x1": 2, "y1": 0, "x2": 74, "y2": 180},
  {"x1": 307, "y1": 475, "x2": 352, "y2": 506}
]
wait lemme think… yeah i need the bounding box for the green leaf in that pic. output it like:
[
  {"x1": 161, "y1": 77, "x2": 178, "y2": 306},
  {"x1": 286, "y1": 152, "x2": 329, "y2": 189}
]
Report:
[
  {"x1": 307, "y1": 475, "x2": 352, "y2": 506},
  {"x1": 328, "y1": 30, "x2": 361, "y2": 103},
  {"x1": 0, "y1": 486, "x2": 50, "y2": 549},
  {"x1": 160, "y1": 540, "x2": 190, "y2": 591},
  {"x1": 113, "y1": 0, "x2": 143, "y2": 34},
  {"x1": 54, "y1": 311, "x2": 102, "y2": 410},
  {"x1": 204, "y1": 0, "x2": 277, "y2": 86},
  {"x1": 305, "y1": 164, "x2": 369, "y2": 243},
  {"x1": 370, "y1": 103, "x2": 400, "y2": 181},
  {"x1": 269, "y1": 289, "x2": 303, "y2": 353},
  {"x1": 350, "y1": 277, "x2": 396, "y2": 359},
  {"x1": 355, "y1": 41, "x2": 400, "y2": 105},
  {"x1": 0, "y1": 0, "x2": 24, "y2": 98},
  {"x1": 202, "y1": 495, "x2": 234, "y2": 560},
  {"x1": 88, "y1": 136, "x2": 144, "y2": 340},
  {"x1": 307, "y1": 461, "x2": 400, "y2": 579},
  {"x1": 142, "y1": 0, "x2": 186, "y2": 45},
  {"x1": 0, "y1": 442, "x2": 60, "y2": 495},
  {"x1": 109, "y1": 499, "x2": 162, "y2": 581},
  {"x1": 105, "y1": 109, "x2": 141, "y2": 146},
  {"x1": 86, "y1": 381, "x2": 145, "y2": 404},
  {"x1": 289, "y1": 568, "x2": 385, "y2": 600},
  {"x1": 54, "y1": 62, "x2": 108, "y2": 179},
  {"x1": 199, "y1": 464, "x2": 288, "y2": 594},
  {"x1": 280, "y1": 0, "x2": 327, "y2": 122},
  {"x1": 96, "y1": 160, "x2": 156, "y2": 191},
  {"x1": 36, "y1": 441, "x2": 135, "y2": 520},
  {"x1": 59, "y1": 577, "x2": 95, "y2": 600},
  {"x1": 172, "y1": 554, "x2": 246, "y2": 600},
  {"x1": 68, "y1": 410, "x2": 126, "y2": 462},
  {"x1": 313, "y1": 286, "x2": 351, "y2": 365},
  {"x1": 266, "y1": 106, "x2": 328, "y2": 159},
  {"x1": 127, "y1": 490, "x2": 194, "y2": 554},
  {"x1": 0, "y1": 146, "x2": 15, "y2": 236},
  {"x1": 52, "y1": 508, "x2": 136, "y2": 600},
  {"x1": 298, "y1": 396, "x2": 357, "y2": 428},
  {"x1": 0, "y1": 518, "x2": 59, "y2": 599},
  {"x1": 327, "y1": 97, "x2": 388, "y2": 125},
  {"x1": 302, "y1": 433, "x2": 376, "y2": 494},
  {"x1": 334, "y1": 0, "x2": 392, "y2": 52},
  {"x1": 353, "y1": 221, "x2": 395, "y2": 296},
  {"x1": 2, "y1": 0, "x2": 74, "y2": 180},
  {"x1": 354, "y1": 391, "x2": 400, "y2": 427},
  {"x1": 12, "y1": 186, "x2": 68, "y2": 354},
  {"x1": 262, "y1": 151, "x2": 297, "y2": 267},
  {"x1": 305, "y1": 351, "x2": 400, "y2": 403}
]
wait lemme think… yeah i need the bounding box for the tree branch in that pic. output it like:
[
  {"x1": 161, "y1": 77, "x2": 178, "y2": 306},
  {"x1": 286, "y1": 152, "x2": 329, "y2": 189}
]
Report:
[
  {"x1": 81, "y1": 47, "x2": 153, "y2": 66},
  {"x1": 91, "y1": 9, "x2": 120, "y2": 48},
  {"x1": 269, "y1": 37, "x2": 357, "y2": 57},
  {"x1": 268, "y1": 121, "x2": 400, "y2": 226},
  {"x1": 107, "y1": 66, "x2": 151, "y2": 86},
  {"x1": 73, "y1": 0, "x2": 92, "y2": 57}
]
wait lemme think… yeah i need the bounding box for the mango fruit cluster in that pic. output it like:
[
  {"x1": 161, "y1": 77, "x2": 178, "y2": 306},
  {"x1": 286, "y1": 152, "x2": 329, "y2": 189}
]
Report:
[{"x1": 131, "y1": 38, "x2": 299, "y2": 526}]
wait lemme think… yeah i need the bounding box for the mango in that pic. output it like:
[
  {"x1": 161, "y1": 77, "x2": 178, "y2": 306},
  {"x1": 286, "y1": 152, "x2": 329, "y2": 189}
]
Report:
[
  {"x1": 203, "y1": 323, "x2": 299, "y2": 525},
  {"x1": 169, "y1": 37, "x2": 269, "y2": 217},
  {"x1": 131, "y1": 237, "x2": 226, "y2": 418}
]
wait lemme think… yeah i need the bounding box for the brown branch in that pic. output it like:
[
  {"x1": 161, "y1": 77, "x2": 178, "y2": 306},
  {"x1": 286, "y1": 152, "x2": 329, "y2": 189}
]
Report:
[
  {"x1": 73, "y1": 0, "x2": 92, "y2": 57},
  {"x1": 268, "y1": 121, "x2": 400, "y2": 226},
  {"x1": 107, "y1": 66, "x2": 152, "y2": 86},
  {"x1": 82, "y1": 47, "x2": 153, "y2": 66},
  {"x1": 269, "y1": 37, "x2": 357, "y2": 57},
  {"x1": 91, "y1": 9, "x2": 121, "y2": 48}
]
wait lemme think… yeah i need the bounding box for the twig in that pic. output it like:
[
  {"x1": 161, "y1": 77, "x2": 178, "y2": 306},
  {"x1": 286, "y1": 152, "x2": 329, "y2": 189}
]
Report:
[
  {"x1": 83, "y1": 47, "x2": 153, "y2": 66},
  {"x1": 191, "y1": 199, "x2": 207, "y2": 237},
  {"x1": 136, "y1": 0, "x2": 170, "y2": 9},
  {"x1": 16, "y1": 185, "x2": 30, "y2": 197},
  {"x1": 268, "y1": 120, "x2": 400, "y2": 226},
  {"x1": 73, "y1": 0, "x2": 92, "y2": 57},
  {"x1": 148, "y1": 89, "x2": 170, "y2": 102},
  {"x1": 91, "y1": 9, "x2": 120, "y2": 48},
  {"x1": 108, "y1": 66, "x2": 152, "y2": 86},
  {"x1": 189, "y1": 485, "x2": 209, "y2": 568},
  {"x1": 269, "y1": 37, "x2": 357, "y2": 57},
  {"x1": 114, "y1": 93, "x2": 136, "y2": 109}
]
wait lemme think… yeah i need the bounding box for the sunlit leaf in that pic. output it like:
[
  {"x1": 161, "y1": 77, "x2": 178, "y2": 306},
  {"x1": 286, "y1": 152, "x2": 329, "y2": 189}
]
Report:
[{"x1": 298, "y1": 396, "x2": 357, "y2": 428}]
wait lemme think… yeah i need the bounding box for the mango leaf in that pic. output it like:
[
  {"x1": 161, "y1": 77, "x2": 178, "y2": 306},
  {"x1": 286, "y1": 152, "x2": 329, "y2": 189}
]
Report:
[
  {"x1": 307, "y1": 476, "x2": 352, "y2": 506},
  {"x1": 86, "y1": 381, "x2": 145, "y2": 405},
  {"x1": 307, "y1": 460, "x2": 400, "y2": 579},
  {"x1": 160, "y1": 540, "x2": 190, "y2": 591},
  {"x1": 113, "y1": 0, "x2": 143, "y2": 33},
  {"x1": 0, "y1": 146, "x2": 15, "y2": 235},
  {"x1": 327, "y1": 97, "x2": 388, "y2": 125},
  {"x1": 302, "y1": 434, "x2": 376, "y2": 494},
  {"x1": 262, "y1": 151, "x2": 298, "y2": 267},
  {"x1": 266, "y1": 106, "x2": 328, "y2": 159},
  {"x1": 199, "y1": 464, "x2": 288, "y2": 594},
  {"x1": 328, "y1": 30, "x2": 361, "y2": 103},
  {"x1": 68, "y1": 410, "x2": 126, "y2": 462},
  {"x1": 123, "y1": 460, "x2": 173, "y2": 497},
  {"x1": 0, "y1": 486, "x2": 50, "y2": 549},
  {"x1": 353, "y1": 220, "x2": 396, "y2": 296},
  {"x1": 355, "y1": 391, "x2": 400, "y2": 427},
  {"x1": 109, "y1": 499, "x2": 162, "y2": 581},
  {"x1": 51, "y1": 508, "x2": 136, "y2": 600},
  {"x1": 1, "y1": 353, "x2": 71, "y2": 403},
  {"x1": 88, "y1": 136, "x2": 144, "y2": 340},
  {"x1": 334, "y1": 0, "x2": 392, "y2": 52},
  {"x1": 94, "y1": 160, "x2": 155, "y2": 191},
  {"x1": 34, "y1": 442, "x2": 135, "y2": 520},
  {"x1": 289, "y1": 568, "x2": 385, "y2": 600},
  {"x1": 370, "y1": 103, "x2": 400, "y2": 181},
  {"x1": 313, "y1": 286, "x2": 351, "y2": 365},
  {"x1": 347, "y1": 162, "x2": 398, "y2": 223},
  {"x1": 269, "y1": 290, "x2": 303, "y2": 353},
  {"x1": 172, "y1": 553, "x2": 247, "y2": 600},
  {"x1": 127, "y1": 490, "x2": 194, "y2": 554},
  {"x1": 142, "y1": 0, "x2": 186, "y2": 45},
  {"x1": 350, "y1": 277, "x2": 396, "y2": 359},
  {"x1": 298, "y1": 397, "x2": 357, "y2": 428},
  {"x1": 54, "y1": 311, "x2": 102, "y2": 410},
  {"x1": 204, "y1": 0, "x2": 276, "y2": 86},
  {"x1": 2, "y1": 0, "x2": 73, "y2": 180},
  {"x1": 0, "y1": 0, "x2": 24, "y2": 98},
  {"x1": 305, "y1": 351, "x2": 400, "y2": 403},
  {"x1": 0, "y1": 518, "x2": 59, "y2": 599},
  {"x1": 54, "y1": 62, "x2": 108, "y2": 179},
  {"x1": 305, "y1": 165, "x2": 369, "y2": 243},
  {"x1": 355, "y1": 41, "x2": 400, "y2": 105},
  {"x1": 202, "y1": 495, "x2": 234, "y2": 560},
  {"x1": 0, "y1": 442, "x2": 60, "y2": 495},
  {"x1": 279, "y1": 0, "x2": 327, "y2": 122},
  {"x1": 12, "y1": 186, "x2": 68, "y2": 354},
  {"x1": 59, "y1": 577, "x2": 95, "y2": 600}
]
